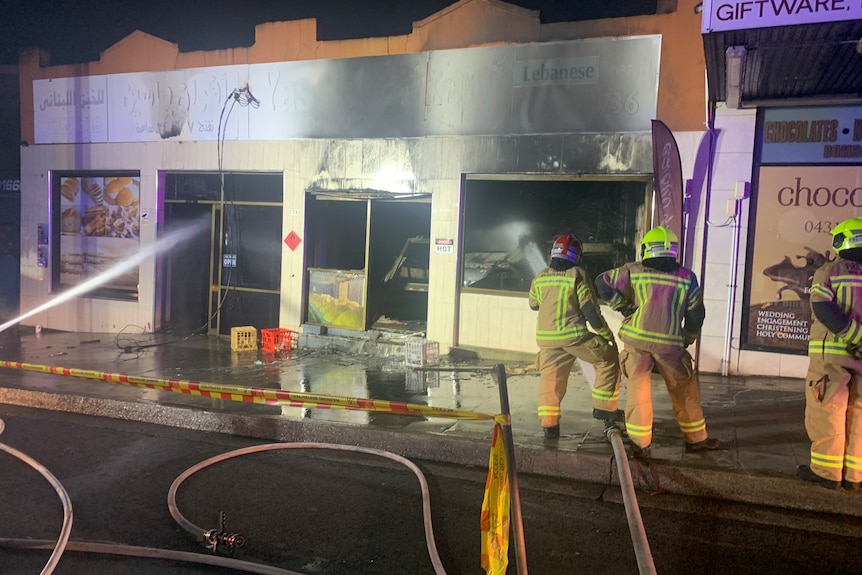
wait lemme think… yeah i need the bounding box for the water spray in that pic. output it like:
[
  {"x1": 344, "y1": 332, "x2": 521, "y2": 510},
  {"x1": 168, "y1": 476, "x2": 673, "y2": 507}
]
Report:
[{"x1": 0, "y1": 221, "x2": 207, "y2": 334}]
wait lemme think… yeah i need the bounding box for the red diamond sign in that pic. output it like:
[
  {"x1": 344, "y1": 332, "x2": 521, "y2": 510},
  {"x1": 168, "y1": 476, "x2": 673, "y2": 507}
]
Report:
[{"x1": 284, "y1": 231, "x2": 302, "y2": 251}]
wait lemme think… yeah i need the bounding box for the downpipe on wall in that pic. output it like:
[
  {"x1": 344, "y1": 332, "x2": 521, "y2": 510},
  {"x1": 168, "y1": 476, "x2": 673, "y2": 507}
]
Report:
[{"x1": 722, "y1": 194, "x2": 743, "y2": 377}]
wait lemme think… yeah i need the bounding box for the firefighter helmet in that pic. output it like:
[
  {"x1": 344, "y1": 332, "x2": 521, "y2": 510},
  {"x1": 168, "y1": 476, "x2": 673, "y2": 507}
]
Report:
[
  {"x1": 832, "y1": 216, "x2": 862, "y2": 252},
  {"x1": 550, "y1": 234, "x2": 583, "y2": 264},
  {"x1": 641, "y1": 226, "x2": 679, "y2": 260}
]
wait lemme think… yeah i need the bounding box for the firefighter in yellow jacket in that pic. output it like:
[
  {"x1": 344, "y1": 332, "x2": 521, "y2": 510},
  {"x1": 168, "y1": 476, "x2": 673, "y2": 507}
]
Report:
[
  {"x1": 797, "y1": 216, "x2": 862, "y2": 490},
  {"x1": 528, "y1": 234, "x2": 622, "y2": 440},
  {"x1": 596, "y1": 226, "x2": 719, "y2": 458}
]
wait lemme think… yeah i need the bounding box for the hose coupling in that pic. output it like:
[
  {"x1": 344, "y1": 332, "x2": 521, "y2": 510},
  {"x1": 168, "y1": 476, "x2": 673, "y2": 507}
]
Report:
[{"x1": 202, "y1": 512, "x2": 246, "y2": 555}]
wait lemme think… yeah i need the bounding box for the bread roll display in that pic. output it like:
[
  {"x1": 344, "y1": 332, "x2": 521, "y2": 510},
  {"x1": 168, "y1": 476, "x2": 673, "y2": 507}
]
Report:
[
  {"x1": 60, "y1": 178, "x2": 79, "y2": 203},
  {"x1": 84, "y1": 205, "x2": 108, "y2": 236},
  {"x1": 104, "y1": 178, "x2": 125, "y2": 205},
  {"x1": 61, "y1": 208, "x2": 82, "y2": 234}
]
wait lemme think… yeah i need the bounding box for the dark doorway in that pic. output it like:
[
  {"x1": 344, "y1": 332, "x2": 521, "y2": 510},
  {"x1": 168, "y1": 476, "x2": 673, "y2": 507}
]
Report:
[
  {"x1": 161, "y1": 172, "x2": 283, "y2": 336},
  {"x1": 303, "y1": 194, "x2": 431, "y2": 333},
  {"x1": 368, "y1": 200, "x2": 431, "y2": 330},
  {"x1": 163, "y1": 203, "x2": 213, "y2": 334},
  {"x1": 0, "y1": 192, "x2": 20, "y2": 324}
]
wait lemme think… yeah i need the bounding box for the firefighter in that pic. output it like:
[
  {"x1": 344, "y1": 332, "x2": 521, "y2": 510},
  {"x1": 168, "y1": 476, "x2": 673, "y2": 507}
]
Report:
[
  {"x1": 595, "y1": 226, "x2": 719, "y2": 458},
  {"x1": 528, "y1": 234, "x2": 622, "y2": 440},
  {"x1": 797, "y1": 216, "x2": 862, "y2": 490}
]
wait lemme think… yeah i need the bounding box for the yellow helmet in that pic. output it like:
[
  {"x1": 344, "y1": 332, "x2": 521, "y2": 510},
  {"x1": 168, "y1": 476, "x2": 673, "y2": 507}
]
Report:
[
  {"x1": 641, "y1": 226, "x2": 679, "y2": 260},
  {"x1": 832, "y1": 216, "x2": 862, "y2": 252}
]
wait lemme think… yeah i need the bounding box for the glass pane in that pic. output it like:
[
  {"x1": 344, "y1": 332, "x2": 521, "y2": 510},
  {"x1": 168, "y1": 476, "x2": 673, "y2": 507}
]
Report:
[
  {"x1": 461, "y1": 179, "x2": 646, "y2": 293},
  {"x1": 307, "y1": 269, "x2": 366, "y2": 330}
]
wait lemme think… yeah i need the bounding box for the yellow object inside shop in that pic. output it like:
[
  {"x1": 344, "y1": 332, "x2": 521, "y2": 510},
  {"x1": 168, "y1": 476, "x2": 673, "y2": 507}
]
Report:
[{"x1": 308, "y1": 293, "x2": 364, "y2": 329}]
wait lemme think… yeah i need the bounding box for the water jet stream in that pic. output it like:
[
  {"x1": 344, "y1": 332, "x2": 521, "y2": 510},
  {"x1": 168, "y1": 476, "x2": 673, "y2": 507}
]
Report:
[{"x1": 0, "y1": 222, "x2": 206, "y2": 334}]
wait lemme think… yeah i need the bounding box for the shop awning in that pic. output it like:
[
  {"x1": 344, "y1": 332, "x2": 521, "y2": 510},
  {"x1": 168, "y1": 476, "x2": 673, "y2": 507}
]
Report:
[{"x1": 703, "y1": 19, "x2": 862, "y2": 107}]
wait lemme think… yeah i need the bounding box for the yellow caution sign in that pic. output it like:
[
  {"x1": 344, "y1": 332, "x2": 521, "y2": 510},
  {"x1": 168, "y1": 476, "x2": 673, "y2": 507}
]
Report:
[{"x1": 480, "y1": 422, "x2": 510, "y2": 575}]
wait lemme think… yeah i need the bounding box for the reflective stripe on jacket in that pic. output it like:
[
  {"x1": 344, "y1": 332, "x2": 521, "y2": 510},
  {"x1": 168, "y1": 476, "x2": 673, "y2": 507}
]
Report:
[
  {"x1": 599, "y1": 262, "x2": 702, "y2": 352},
  {"x1": 528, "y1": 266, "x2": 596, "y2": 348},
  {"x1": 808, "y1": 259, "x2": 862, "y2": 362}
]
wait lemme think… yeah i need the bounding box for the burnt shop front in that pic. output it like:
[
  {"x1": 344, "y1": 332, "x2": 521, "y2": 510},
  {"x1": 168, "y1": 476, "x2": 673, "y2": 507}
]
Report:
[{"x1": 28, "y1": 35, "x2": 664, "y2": 353}]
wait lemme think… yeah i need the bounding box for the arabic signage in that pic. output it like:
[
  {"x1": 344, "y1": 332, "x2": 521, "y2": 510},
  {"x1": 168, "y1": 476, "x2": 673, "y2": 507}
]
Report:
[
  {"x1": 54, "y1": 172, "x2": 141, "y2": 298},
  {"x1": 34, "y1": 77, "x2": 108, "y2": 143},
  {"x1": 701, "y1": 0, "x2": 862, "y2": 33},
  {"x1": 760, "y1": 105, "x2": 862, "y2": 164},
  {"x1": 742, "y1": 165, "x2": 862, "y2": 354},
  {"x1": 34, "y1": 36, "x2": 661, "y2": 144}
]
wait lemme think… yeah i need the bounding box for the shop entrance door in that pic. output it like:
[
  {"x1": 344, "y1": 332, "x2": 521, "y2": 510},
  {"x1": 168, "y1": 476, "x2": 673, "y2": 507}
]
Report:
[
  {"x1": 304, "y1": 193, "x2": 431, "y2": 333},
  {"x1": 160, "y1": 172, "x2": 283, "y2": 336}
]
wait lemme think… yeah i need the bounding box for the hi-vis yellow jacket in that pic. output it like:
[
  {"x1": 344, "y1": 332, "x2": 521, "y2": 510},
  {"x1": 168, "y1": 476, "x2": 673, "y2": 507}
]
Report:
[
  {"x1": 809, "y1": 258, "x2": 862, "y2": 364},
  {"x1": 597, "y1": 261, "x2": 703, "y2": 353},
  {"x1": 528, "y1": 266, "x2": 611, "y2": 348}
]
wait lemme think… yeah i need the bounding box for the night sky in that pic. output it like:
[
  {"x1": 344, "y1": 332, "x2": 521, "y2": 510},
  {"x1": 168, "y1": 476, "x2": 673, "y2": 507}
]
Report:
[{"x1": 1, "y1": 0, "x2": 658, "y2": 65}]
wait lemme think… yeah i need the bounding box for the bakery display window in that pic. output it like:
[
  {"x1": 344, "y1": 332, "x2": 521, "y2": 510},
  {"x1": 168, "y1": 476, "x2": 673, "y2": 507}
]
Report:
[{"x1": 52, "y1": 171, "x2": 141, "y2": 300}]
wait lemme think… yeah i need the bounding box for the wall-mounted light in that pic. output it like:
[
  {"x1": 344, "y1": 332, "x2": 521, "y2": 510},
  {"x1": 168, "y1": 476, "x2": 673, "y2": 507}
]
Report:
[
  {"x1": 725, "y1": 46, "x2": 747, "y2": 109},
  {"x1": 694, "y1": 2, "x2": 703, "y2": 14}
]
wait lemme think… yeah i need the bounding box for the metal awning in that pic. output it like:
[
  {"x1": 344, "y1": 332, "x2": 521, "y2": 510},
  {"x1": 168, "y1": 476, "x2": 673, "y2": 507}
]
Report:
[{"x1": 703, "y1": 20, "x2": 862, "y2": 107}]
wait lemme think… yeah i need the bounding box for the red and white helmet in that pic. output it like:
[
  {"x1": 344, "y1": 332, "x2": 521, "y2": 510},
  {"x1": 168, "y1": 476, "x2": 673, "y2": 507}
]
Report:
[{"x1": 550, "y1": 234, "x2": 583, "y2": 264}]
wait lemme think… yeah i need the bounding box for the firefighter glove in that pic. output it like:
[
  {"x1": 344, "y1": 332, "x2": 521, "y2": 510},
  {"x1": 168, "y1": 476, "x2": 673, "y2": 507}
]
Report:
[
  {"x1": 683, "y1": 331, "x2": 698, "y2": 347},
  {"x1": 618, "y1": 303, "x2": 638, "y2": 318}
]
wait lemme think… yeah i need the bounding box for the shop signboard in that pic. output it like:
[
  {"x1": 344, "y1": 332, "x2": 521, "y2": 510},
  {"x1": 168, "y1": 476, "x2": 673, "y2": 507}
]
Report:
[
  {"x1": 34, "y1": 36, "x2": 660, "y2": 143},
  {"x1": 743, "y1": 166, "x2": 861, "y2": 353},
  {"x1": 743, "y1": 105, "x2": 862, "y2": 354},
  {"x1": 701, "y1": 0, "x2": 862, "y2": 33}
]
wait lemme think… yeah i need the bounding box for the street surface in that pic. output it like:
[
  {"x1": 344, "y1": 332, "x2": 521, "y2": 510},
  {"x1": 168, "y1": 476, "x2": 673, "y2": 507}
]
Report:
[{"x1": 1, "y1": 404, "x2": 861, "y2": 574}]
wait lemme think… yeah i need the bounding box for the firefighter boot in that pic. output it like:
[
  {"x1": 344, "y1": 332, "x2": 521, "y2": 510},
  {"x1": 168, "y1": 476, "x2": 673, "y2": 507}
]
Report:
[
  {"x1": 842, "y1": 480, "x2": 861, "y2": 492},
  {"x1": 629, "y1": 444, "x2": 651, "y2": 461},
  {"x1": 796, "y1": 465, "x2": 841, "y2": 491},
  {"x1": 684, "y1": 437, "x2": 720, "y2": 452},
  {"x1": 543, "y1": 425, "x2": 560, "y2": 440},
  {"x1": 593, "y1": 408, "x2": 625, "y2": 423}
]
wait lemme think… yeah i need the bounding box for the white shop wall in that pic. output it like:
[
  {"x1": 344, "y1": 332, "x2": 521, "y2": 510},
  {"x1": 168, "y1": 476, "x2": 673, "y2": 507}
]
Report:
[
  {"x1": 19, "y1": 137, "x2": 467, "y2": 349},
  {"x1": 698, "y1": 104, "x2": 809, "y2": 378}
]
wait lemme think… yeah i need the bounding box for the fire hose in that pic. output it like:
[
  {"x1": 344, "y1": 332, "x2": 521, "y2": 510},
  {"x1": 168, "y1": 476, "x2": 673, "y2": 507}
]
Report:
[
  {"x1": 0, "y1": 415, "x2": 446, "y2": 574},
  {"x1": 605, "y1": 426, "x2": 657, "y2": 575}
]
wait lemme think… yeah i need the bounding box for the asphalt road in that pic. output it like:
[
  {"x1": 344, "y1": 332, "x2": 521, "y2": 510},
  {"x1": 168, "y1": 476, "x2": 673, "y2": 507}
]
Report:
[{"x1": 1, "y1": 404, "x2": 861, "y2": 575}]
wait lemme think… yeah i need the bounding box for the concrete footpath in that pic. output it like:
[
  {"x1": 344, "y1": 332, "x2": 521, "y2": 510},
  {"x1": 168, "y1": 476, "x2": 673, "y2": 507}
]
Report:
[{"x1": 1, "y1": 327, "x2": 860, "y2": 521}]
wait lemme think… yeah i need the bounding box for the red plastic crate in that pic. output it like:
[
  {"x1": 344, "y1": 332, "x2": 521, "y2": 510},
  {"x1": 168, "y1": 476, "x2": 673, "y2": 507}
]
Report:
[{"x1": 261, "y1": 328, "x2": 297, "y2": 353}]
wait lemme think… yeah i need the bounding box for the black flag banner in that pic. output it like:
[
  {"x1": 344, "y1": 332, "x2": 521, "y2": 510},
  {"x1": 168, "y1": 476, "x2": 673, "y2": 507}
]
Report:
[{"x1": 651, "y1": 119, "x2": 684, "y2": 250}]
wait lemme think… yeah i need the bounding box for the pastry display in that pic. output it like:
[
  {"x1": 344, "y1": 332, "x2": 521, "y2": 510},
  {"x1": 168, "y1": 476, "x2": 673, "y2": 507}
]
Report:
[
  {"x1": 104, "y1": 202, "x2": 140, "y2": 239},
  {"x1": 60, "y1": 178, "x2": 79, "y2": 202},
  {"x1": 115, "y1": 186, "x2": 134, "y2": 207},
  {"x1": 61, "y1": 207, "x2": 82, "y2": 234},
  {"x1": 105, "y1": 178, "x2": 125, "y2": 205},
  {"x1": 81, "y1": 178, "x2": 104, "y2": 205},
  {"x1": 84, "y1": 205, "x2": 108, "y2": 236},
  {"x1": 60, "y1": 176, "x2": 140, "y2": 239}
]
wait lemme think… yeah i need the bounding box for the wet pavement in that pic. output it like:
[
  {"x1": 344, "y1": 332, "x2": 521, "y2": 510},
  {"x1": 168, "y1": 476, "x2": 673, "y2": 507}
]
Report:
[{"x1": 1, "y1": 327, "x2": 861, "y2": 520}]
